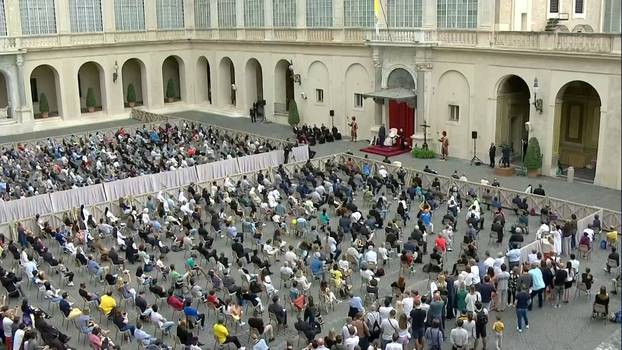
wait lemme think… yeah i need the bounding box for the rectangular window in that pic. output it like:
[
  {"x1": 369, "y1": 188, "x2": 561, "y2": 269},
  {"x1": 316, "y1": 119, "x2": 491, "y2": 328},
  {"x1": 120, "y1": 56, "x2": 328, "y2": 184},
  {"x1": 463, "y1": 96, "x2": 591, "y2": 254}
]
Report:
[
  {"x1": 306, "y1": 0, "x2": 332, "y2": 27},
  {"x1": 157, "y1": 0, "x2": 184, "y2": 29},
  {"x1": 69, "y1": 0, "x2": 102, "y2": 33},
  {"x1": 316, "y1": 89, "x2": 324, "y2": 103},
  {"x1": 244, "y1": 0, "x2": 264, "y2": 27},
  {"x1": 344, "y1": 0, "x2": 373, "y2": 28},
  {"x1": 20, "y1": 0, "x2": 57, "y2": 35},
  {"x1": 574, "y1": 0, "x2": 583, "y2": 13},
  {"x1": 449, "y1": 104, "x2": 459, "y2": 122},
  {"x1": 0, "y1": 0, "x2": 6, "y2": 36},
  {"x1": 273, "y1": 0, "x2": 296, "y2": 27},
  {"x1": 115, "y1": 0, "x2": 145, "y2": 31},
  {"x1": 388, "y1": 0, "x2": 422, "y2": 28},
  {"x1": 437, "y1": 0, "x2": 478, "y2": 29},
  {"x1": 218, "y1": 0, "x2": 236, "y2": 28},
  {"x1": 354, "y1": 93, "x2": 363, "y2": 108},
  {"x1": 550, "y1": 0, "x2": 559, "y2": 13},
  {"x1": 30, "y1": 79, "x2": 38, "y2": 102},
  {"x1": 602, "y1": 0, "x2": 621, "y2": 32},
  {"x1": 194, "y1": 0, "x2": 211, "y2": 28}
]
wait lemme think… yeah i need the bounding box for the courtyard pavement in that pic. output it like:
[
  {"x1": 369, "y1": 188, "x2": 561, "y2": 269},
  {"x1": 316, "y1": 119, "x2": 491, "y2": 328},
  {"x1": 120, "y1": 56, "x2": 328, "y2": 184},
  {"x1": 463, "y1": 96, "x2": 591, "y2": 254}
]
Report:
[{"x1": 0, "y1": 109, "x2": 620, "y2": 350}]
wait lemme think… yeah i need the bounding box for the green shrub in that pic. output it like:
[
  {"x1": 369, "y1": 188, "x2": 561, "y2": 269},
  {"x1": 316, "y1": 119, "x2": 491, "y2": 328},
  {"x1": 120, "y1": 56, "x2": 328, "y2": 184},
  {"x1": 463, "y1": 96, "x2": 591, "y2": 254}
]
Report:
[
  {"x1": 86, "y1": 88, "x2": 97, "y2": 109},
  {"x1": 38, "y1": 93, "x2": 49, "y2": 113},
  {"x1": 126, "y1": 84, "x2": 137, "y2": 103},
  {"x1": 166, "y1": 79, "x2": 177, "y2": 99},
  {"x1": 411, "y1": 145, "x2": 436, "y2": 159},
  {"x1": 287, "y1": 99, "x2": 300, "y2": 126},
  {"x1": 524, "y1": 137, "x2": 543, "y2": 170}
]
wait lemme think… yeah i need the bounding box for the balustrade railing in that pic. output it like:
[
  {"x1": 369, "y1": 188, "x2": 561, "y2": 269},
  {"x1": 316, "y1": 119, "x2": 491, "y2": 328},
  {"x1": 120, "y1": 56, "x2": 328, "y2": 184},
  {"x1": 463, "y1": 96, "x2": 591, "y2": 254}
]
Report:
[{"x1": 3, "y1": 28, "x2": 617, "y2": 55}]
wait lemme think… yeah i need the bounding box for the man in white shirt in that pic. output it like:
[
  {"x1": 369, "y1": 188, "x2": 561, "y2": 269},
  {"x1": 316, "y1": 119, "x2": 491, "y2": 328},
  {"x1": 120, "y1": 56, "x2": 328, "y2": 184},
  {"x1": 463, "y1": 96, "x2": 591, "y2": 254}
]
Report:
[
  {"x1": 378, "y1": 166, "x2": 388, "y2": 179},
  {"x1": 401, "y1": 291, "x2": 414, "y2": 316},
  {"x1": 385, "y1": 334, "x2": 403, "y2": 350},
  {"x1": 584, "y1": 225, "x2": 595, "y2": 242},
  {"x1": 536, "y1": 223, "x2": 550, "y2": 239},
  {"x1": 483, "y1": 252, "x2": 495, "y2": 270},
  {"x1": 365, "y1": 247, "x2": 378, "y2": 265},
  {"x1": 284, "y1": 247, "x2": 298, "y2": 266},
  {"x1": 470, "y1": 262, "x2": 481, "y2": 286},
  {"x1": 450, "y1": 319, "x2": 469, "y2": 349},
  {"x1": 279, "y1": 261, "x2": 294, "y2": 278}
]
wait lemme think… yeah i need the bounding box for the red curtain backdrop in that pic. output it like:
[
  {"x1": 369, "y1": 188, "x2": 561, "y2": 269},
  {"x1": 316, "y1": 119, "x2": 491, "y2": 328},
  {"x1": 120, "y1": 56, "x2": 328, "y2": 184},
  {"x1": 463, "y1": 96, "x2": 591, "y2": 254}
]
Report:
[{"x1": 388, "y1": 101, "x2": 415, "y2": 146}]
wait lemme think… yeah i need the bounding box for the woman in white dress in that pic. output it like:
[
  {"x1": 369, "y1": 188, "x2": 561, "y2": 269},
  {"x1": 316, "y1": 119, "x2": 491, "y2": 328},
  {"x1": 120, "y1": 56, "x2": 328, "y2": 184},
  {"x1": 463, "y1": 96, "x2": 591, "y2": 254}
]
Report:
[{"x1": 552, "y1": 225, "x2": 562, "y2": 255}]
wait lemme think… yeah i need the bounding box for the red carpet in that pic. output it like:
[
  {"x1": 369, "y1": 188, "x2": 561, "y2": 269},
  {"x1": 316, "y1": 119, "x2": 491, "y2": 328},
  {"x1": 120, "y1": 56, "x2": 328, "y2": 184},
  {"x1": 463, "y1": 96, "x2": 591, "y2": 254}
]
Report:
[{"x1": 360, "y1": 145, "x2": 411, "y2": 157}]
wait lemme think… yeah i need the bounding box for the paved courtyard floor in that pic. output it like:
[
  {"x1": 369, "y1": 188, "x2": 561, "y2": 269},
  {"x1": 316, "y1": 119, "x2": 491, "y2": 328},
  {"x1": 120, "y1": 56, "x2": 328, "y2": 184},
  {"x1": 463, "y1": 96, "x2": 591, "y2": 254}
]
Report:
[{"x1": 1, "y1": 110, "x2": 620, "y2": 350}]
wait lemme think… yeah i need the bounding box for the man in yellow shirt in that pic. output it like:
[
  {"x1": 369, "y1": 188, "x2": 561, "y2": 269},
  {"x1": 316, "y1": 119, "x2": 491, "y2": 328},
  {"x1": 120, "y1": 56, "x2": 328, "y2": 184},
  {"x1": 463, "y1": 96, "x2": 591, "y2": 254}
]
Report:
[
  {"x1": 213, "y1": 316, "x2": 245, "y2": 350},
  {"x1": 99, "y1": 290, "x2": 117, "y2": 316}
]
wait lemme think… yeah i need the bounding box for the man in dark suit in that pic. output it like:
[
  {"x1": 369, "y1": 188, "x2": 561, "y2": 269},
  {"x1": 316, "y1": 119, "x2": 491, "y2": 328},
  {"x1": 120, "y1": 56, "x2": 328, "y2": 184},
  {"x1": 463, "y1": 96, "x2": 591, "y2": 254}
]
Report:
[{"x1": 489, "y1": 143, "x2": 496, "y2": 168}]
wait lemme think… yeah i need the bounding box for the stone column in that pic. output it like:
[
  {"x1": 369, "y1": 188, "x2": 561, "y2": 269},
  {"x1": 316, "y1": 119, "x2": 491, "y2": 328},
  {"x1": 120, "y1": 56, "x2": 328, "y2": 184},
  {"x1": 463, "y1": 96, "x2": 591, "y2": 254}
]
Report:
[
  {"x1": 333, "y1": 0, "x2": 344, "y2": 41},
  {"x1": 184, "y1": 0, "x2": 196, "y2": 31},
  {"x1": 4, "y1": 0, "x2": 22, "y2": 37},
  {"x1": 264, "y1": 0, "x2": 273, "y2": 40},
  {"x1": 144, "y1": 0, "x2": 158, "y2": 40},
  {"x1": 422, "y1": 0, "x2": 437, "y2": 29},
  {"x1": 14, "y1": 55, "x2": 31, "y2": 122},
  {"x1": 102, "y1": 0, "x2": 116, "y2": 43},
  {"x1": 372, "y1": 46, "x2": 383, "y2": 130},
  {"x1": 56, "y1": 0, "x2": 71, "y2": 45}
]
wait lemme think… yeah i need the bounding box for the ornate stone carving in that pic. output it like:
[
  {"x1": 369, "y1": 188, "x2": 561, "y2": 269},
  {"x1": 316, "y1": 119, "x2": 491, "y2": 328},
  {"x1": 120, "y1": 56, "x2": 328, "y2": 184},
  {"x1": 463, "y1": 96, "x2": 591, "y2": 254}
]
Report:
[{"x1": 415, "y1": 63, "x2": 432, "y2": 71}]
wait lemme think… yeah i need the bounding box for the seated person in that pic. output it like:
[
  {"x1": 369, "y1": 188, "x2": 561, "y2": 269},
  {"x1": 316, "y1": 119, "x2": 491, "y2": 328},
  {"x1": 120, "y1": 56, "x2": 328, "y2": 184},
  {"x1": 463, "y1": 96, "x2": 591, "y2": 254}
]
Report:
[
  {"x1": 594, "y1": 286, "x2": 610, "y2": 315},
  {"x1": 295, "y1": 316, "x2": 320, "y2": 342}
]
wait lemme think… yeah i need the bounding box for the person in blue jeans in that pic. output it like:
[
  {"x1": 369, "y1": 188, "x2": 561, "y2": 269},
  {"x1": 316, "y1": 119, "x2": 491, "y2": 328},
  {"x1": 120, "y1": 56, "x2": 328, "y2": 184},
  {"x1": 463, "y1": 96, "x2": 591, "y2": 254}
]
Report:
[{"x1": 514, "y1": 288, "x2": 530, "y2": 333}]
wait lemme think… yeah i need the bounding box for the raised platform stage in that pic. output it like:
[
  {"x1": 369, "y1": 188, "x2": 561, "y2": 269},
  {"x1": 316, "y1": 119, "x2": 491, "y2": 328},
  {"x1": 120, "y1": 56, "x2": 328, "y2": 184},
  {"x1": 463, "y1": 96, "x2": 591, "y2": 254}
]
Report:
[{"x1": 360, "y1": 145, "x2": 411, "y2": 157}]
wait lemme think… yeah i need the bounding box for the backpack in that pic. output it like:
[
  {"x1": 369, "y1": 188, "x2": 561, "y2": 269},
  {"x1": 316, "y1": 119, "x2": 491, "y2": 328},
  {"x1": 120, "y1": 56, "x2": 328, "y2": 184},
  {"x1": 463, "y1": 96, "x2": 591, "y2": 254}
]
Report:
[
  {"x1": 368, "y1": 313, "x2": 381, "y2": 340},
  {"x1": 476, "y1": 310, "x2": 488, "y2": 325}
]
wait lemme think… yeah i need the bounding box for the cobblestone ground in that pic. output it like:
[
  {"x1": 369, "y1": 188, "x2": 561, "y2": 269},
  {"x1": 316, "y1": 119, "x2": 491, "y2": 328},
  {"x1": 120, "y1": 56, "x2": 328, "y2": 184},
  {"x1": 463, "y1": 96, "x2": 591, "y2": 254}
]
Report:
[{"x1": 1, "y1": 111, "x2": 619, "y2": 350}]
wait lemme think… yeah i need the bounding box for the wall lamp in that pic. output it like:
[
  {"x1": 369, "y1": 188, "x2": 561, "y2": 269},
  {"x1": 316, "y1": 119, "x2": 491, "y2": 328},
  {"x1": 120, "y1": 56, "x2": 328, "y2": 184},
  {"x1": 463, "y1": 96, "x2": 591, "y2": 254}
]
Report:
[
  {"x1": 532, "y1": 78, "x2": 543, "y2": 114},
  {"x1": 300, "y1": 92, "x2": 307, "y2": 100},
  {"x1": 112, "y1": 61, "x2": 119, "y2": 83},
  {"x1": 288, "y1": 60, "x2": 301, "y2": 85}
]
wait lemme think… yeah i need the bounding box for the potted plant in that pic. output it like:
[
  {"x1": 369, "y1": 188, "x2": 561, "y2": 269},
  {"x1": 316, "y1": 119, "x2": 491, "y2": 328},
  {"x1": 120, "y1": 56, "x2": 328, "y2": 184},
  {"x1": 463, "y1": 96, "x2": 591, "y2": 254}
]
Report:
[
  {"x1": 524, "y1": 137, "x2": 543, "y2": 177},
  {"x1": 126, "y1": 83, "x2": 137, "y2": 108},
  {"x1": 166, "y1": 79, "x2": 176, "y2": 103},
  {"x1": 411, "y1": 145, "x2": 436, "y2": 159},
  {"x1": 287, "y1": 98, "x2": 300, "y2": 127},
  {"x1": 86, "y1": 88, "x2": 96, "y2": 112},
  {"x1": 38, "y1": 92, "x2": 49, "y2": 118}
]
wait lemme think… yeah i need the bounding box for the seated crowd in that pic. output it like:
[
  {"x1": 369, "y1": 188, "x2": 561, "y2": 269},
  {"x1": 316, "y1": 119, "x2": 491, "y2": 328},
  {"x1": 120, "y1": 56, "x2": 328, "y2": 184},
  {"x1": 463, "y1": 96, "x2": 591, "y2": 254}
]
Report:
[
  {"x1": 0, "y1": 153, "x2": 617, "y2": 350},
  {"x1": 0, "y1": 120, "x2": 277, "y2": 200}
]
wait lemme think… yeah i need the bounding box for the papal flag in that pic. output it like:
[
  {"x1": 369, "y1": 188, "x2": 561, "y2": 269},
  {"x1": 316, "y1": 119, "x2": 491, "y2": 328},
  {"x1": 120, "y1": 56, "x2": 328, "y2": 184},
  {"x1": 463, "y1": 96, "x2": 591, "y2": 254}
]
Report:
[{"x1": 374, "y1": 0, "x2": 381, "y2": 35}]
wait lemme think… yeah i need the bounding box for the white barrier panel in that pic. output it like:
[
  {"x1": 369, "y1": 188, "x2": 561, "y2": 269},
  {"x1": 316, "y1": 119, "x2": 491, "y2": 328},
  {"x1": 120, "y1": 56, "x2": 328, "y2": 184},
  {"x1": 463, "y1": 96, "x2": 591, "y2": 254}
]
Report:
[
  {"x1": 237, "y1": 150, "x2": 284, "y2": 173},
  {"x1": 3, "y1": 194, "x2": 53, "y2": 222},
  {"x1": 291, "y1": 145, "x2": 309, "y2": 162},
  {"x1": 103, "y1": 176, "x2": 156, "y2": 201},
  {"x1": 151, "y1": 167, "x2": 199, "y2": 191},
  {"x1": 0, "y1": 199, "x2": 8, "y2": 223},
  {"x1": 195, "y1": 158, "x2": 240, "y2": 183},
  {"x1": 50, "y1": 184, "x2": 108, "y2": 212}
]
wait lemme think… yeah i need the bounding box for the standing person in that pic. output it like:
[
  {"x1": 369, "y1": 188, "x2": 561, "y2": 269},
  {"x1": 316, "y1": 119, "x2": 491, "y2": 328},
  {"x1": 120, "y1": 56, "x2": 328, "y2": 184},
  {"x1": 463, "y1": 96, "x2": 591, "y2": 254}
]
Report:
[
  {"x1": 439, "y1": 131, "x2": 449, "y2": 161},
  {"x1": 349, "y1": 117, "x2": 358, "y2": 142},
  {"x1": 423, "y1": 319, "x2": 444, "y2": 350},
  {"x1": 491, "y1": 315, "x2": 504, "y2": 350},
  {"x1": 488, "y1": 143, "x2": 496, "y2": 168},
  {"x1": 527, "y1": 265, "x2": 545, "y2": 310},
  {"x1": 449, "y1": 319, "x2": 469, "y2": 350},
  {"x1": 283, "y1": 139, "x2": 293, "y2": 164},
  {"x1": 514, "y1": 288, "x2": 530, "y2": 333},
  {"x1": 495, "y1": 264, "x2": 510, "y2": 312},
  {"x1": 473, "y1": 301, "x2": 488, "y2": 350},
  {"x1": 380, "y1": 310, "x2": 399, "y2": 349}
]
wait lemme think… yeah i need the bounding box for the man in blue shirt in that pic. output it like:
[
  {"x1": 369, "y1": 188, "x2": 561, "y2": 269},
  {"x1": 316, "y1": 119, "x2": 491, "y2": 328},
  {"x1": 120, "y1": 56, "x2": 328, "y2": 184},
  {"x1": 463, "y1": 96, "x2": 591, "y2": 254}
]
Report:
[
  {"x1": 527, "y1": 265, "x2": 545, "y2": 310},
  {"x1": 134, "y1": 322, "x2": 157, "y2": 345},
  {"x1": 310, "y1": 253, "x2": 325, "y2": 280},
  {"x1": 183, "y1": 300, "x2": 206, "y2": 329},
  {"x1": 58, "y1": 292, "x2": 72, "y2": 317}
]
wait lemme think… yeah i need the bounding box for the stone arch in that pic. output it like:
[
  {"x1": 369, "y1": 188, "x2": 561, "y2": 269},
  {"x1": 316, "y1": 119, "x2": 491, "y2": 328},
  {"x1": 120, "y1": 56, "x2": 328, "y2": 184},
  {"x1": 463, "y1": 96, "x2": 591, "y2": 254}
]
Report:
[
  {"x1": 196, "y1": 56, "x2": 212, "y2": 104},
  {"x1": 218, "y1": 57, "x2": 236, "y2": 107},
  {"x1": 387, "y1": 67, "x2": 416, "y2": 90},
  {"x1": 494, "y1": 74, "x2": 531, "y2": 161},
  {"x1": 245, "y1": 58, "x2": 263, "y2": 108},
  {"x1": 162, "y1": 55, "x2": 185, "y2": 103},
  {"x1": 77, "y1": 61, "x2": 106, "y2": 113},
  {"x1": 121, "y1": 58, "x2": 147, "y2": 107},
  {"x1": 553, "y1": 80, "x2": 602, "y2": 181},
  {"x1": 345, "y1": 63, "x2": 372, "y2": 139},
  {"x1": 274, "y1": 59, "x2": 294, "y2": 114},
  {"x1": 30, "y1": 64, "x2": 62, "y2": 118},
  {"x1": 436, "y1": 70, "x2": 471, "y2": 158},
  {"x1": 308, "y1": 60, "x2": 329, "y2": 103}
]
